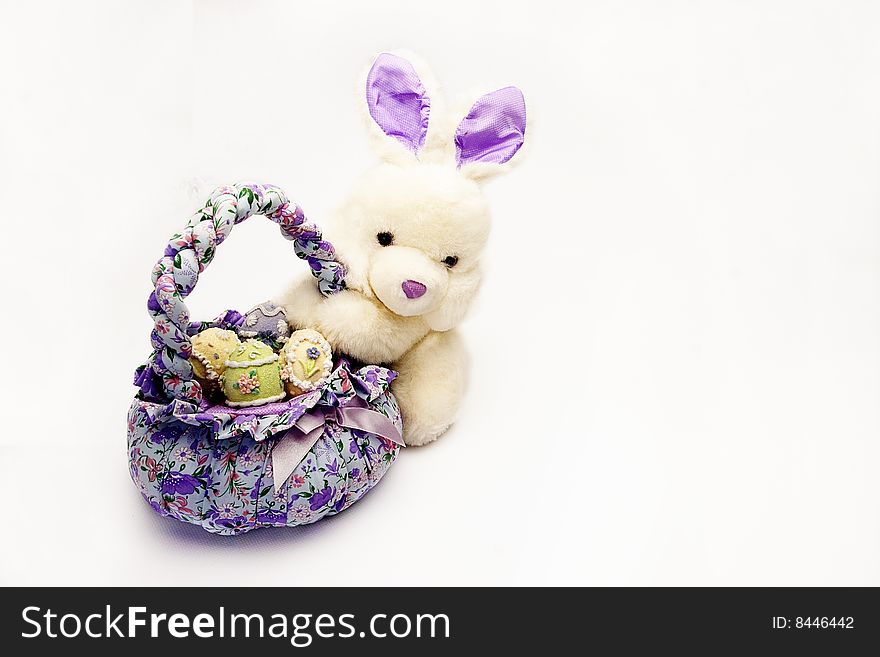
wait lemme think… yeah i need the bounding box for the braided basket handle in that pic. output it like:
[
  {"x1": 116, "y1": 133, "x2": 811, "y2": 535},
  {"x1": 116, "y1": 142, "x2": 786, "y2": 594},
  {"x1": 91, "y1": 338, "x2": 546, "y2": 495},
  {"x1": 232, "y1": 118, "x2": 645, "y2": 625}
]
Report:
[{"x1": 142, "y1": 183, "x2": 346, "y2": 404}]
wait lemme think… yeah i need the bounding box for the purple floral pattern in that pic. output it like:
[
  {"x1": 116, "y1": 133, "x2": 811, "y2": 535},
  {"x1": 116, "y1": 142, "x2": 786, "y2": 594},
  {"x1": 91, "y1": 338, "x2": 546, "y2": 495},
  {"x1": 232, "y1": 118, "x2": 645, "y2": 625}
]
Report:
[{"x1": 129, "y1": 358, "x2": 401, "y2": 536}]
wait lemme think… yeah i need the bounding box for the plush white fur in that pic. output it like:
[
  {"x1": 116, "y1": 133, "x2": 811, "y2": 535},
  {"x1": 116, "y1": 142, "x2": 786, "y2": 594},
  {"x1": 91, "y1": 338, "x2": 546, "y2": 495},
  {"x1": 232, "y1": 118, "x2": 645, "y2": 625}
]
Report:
[{"x1": 277, "y1": 52, "x2": 523, "y2": 446}]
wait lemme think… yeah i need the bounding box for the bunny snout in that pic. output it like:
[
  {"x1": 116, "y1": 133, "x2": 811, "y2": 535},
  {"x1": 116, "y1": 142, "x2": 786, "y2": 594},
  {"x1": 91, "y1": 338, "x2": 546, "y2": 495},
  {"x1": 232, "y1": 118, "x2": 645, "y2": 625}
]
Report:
[{"x1": 369, "y1": 246, "x2": 448, "y2": 317}]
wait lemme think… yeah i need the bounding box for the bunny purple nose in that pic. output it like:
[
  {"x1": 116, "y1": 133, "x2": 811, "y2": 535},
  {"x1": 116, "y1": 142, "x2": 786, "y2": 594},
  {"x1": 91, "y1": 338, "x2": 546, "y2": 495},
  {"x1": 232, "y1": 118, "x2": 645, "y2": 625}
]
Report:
[{"x1": 401, "y1": 280, "x2": 427, "y2": 299}]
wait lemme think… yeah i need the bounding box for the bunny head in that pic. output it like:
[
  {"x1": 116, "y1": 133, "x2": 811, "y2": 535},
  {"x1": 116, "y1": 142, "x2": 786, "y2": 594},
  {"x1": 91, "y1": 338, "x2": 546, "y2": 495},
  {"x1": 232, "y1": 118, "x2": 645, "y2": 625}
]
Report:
[{"x1": 325, "y1": 52, "x2": 526, "y2": 332}]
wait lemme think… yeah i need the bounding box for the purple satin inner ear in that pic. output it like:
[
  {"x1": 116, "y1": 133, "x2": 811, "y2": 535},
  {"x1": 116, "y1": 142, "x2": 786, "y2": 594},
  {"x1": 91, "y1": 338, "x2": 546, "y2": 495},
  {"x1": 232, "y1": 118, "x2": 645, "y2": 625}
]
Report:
[
  {"x1": 366, "y1": 53, "x2": 431, "y2": 152},
  {"x1": 455, "y1": 86, "x2": 526, "y2": 167}
]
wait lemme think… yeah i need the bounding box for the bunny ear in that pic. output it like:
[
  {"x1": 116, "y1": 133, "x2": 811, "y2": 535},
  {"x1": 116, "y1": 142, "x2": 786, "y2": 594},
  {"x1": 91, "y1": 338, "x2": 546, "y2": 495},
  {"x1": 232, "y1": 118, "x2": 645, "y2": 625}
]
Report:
[
  {"x1": 366, "y1": 53, "x2": 431, "y2": 153},
  {"x1": 455, "y1": 87, "x2": 526, "y2": 167}
]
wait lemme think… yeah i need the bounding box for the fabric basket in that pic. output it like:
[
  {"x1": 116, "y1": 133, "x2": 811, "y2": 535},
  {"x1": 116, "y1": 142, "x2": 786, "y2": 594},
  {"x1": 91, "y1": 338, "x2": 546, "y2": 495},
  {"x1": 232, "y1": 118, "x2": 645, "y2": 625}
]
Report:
[{"x1": 127, "y1": 183, "x2": 403, "y2": 536}]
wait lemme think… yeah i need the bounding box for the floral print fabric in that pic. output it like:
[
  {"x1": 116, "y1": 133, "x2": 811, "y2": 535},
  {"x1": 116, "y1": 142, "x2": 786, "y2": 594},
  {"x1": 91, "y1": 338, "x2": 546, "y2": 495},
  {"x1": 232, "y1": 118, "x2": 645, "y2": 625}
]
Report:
[{"x1": 128, "y1": 358, "x2": 401, "y2": 536}]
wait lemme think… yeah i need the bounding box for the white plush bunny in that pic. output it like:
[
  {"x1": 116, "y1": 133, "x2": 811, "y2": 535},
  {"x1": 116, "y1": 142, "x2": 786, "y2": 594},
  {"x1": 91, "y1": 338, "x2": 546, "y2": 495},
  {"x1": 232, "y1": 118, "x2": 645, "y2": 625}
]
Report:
[{"x1": 278, "y1": 52, "x2": 526, "y2": 446}]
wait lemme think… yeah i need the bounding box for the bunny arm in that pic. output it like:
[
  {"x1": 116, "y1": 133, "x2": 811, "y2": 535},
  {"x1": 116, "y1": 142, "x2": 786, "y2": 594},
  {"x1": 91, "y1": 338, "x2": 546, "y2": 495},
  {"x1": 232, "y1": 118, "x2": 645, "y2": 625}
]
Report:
[
  {"x1": 277, "y1": 276, "x2": 431, "y2": 365},
  {"x1": 391, "y1": 329, "x2": 467, "y2": 446}
]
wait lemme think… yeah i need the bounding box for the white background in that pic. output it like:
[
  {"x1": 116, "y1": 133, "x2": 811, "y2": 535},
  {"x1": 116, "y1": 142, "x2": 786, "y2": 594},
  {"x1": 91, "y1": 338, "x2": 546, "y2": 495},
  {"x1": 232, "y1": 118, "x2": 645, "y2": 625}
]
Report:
[{"x1": 1, "y1": 0, "x2": 879, "y2": 586}]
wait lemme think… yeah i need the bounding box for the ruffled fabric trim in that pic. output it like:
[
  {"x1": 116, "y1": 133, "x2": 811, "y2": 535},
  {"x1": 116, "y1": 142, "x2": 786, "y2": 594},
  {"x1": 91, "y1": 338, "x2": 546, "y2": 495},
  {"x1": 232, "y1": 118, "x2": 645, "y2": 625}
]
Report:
[{"x1": 132, "y1": 359, "x2": 397, "y2": 444}]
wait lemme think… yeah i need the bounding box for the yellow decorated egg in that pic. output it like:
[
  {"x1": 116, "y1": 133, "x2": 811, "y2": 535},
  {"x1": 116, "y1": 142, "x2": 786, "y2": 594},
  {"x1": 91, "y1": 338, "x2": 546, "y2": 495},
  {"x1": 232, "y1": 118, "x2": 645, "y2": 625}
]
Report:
[
  {"x1": 279, "y1": 329, "x2": 333, "y2": 396},
  {"x1": 189, "y1": 328, "x2": 241, "y2": 397}
]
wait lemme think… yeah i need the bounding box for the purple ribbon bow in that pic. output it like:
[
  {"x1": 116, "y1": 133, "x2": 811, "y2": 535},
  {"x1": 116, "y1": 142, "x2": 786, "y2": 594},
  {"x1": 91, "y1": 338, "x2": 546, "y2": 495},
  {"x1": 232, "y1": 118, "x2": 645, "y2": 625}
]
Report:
[{"x1": 270, "y1": 396, "x2": 404, "y2": 489}]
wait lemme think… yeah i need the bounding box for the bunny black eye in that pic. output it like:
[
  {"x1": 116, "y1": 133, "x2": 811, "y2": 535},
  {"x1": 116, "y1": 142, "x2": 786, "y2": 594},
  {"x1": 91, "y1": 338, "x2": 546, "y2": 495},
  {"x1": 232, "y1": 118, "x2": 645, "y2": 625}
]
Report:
[
  {"x1": 442, "y1": 255, "x2": 459, "y2": 268},
  {"x1": 377, "y1": 232, "x2": 394, "y2": 246}
]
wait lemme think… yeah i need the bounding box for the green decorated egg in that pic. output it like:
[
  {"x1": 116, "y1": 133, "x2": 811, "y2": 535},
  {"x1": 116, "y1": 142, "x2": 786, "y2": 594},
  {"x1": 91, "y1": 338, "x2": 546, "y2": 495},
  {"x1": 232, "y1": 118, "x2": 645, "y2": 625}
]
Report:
[{"x1": 221, "y1": 339, "x2": 285, "y2": 407}]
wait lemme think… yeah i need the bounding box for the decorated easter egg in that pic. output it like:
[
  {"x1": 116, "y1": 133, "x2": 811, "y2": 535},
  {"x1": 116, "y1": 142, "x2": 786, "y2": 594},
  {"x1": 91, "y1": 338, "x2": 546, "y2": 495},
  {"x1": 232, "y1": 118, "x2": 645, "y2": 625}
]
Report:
[
  {"x1": 238, "y1": 301, "x2": 291, "y2": 349},
  {"x1": 221, "y1": 339, "x2": 285, "y2": 407},
  {"x1": 279, "y1": 329, "x2": 333, "y2": 397},
  {"x1": 189, "y1": 328, "x2": 241, "y2": 398}
]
